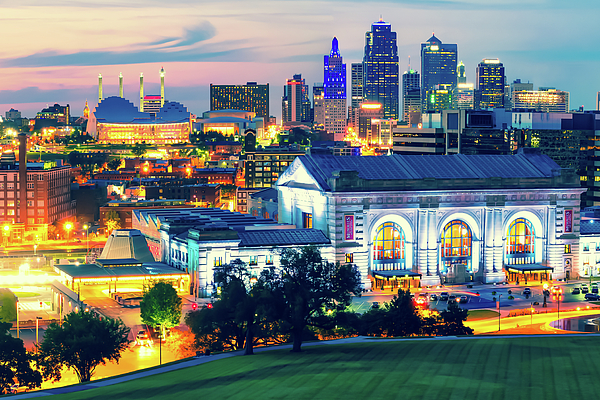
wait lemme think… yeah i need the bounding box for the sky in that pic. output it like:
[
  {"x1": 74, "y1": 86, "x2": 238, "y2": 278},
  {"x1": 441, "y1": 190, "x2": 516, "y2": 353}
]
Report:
[{"x1": 0, "y1": 0, "x2": 598, "y2": 119}]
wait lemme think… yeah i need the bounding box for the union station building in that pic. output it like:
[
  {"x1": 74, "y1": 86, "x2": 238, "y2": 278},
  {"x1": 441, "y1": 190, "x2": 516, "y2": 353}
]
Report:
[{"x1": 275, "y1": 148, "x2": 585, "y2": 289}]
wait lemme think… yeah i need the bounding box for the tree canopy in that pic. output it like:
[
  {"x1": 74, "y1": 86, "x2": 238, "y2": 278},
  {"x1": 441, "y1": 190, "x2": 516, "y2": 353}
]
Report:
[
  {"x1": 0, "y1": 322, "x2": 41, "y2": 394},
  {"x1": 439, "y1": 300, "x2": 474, "y2": 335},
  {"x1": 263, "y1": 246, "x2": 361, "y2": 352},
  {"x1": 36, "y1": 310, "x2": 130, "y2": 383},
  {"x1": 140, "y1": 281, "x2": 182, "y2": 340}
]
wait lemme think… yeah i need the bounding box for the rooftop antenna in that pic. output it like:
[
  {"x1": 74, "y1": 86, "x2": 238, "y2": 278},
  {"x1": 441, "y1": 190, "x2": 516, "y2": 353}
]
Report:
[{"x1": 408, "y1": 55, "x2": 411, "y2": 70}]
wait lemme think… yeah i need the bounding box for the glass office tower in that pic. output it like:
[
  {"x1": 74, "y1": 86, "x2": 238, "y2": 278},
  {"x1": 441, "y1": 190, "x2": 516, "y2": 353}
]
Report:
[
  {"x1": 363, "y1": 19, "x2": 399, "y2": 120},
  {"x1": 421, "y1": 34, "x2": 458, "y2": 112}
]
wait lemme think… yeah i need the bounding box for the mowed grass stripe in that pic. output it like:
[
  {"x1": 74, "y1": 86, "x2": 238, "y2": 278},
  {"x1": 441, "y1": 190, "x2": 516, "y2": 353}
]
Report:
[{"x1": 53, "y1": 337, "x2": 600, "y2": 400}]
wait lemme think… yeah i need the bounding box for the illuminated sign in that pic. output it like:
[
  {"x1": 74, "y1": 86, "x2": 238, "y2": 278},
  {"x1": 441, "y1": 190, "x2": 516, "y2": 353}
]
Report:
[
  {"x1": 564, "y1": 209, "x2": 573, "y2": 233},
  {"x1": 361, "y1": 104, "x2": 382, "y2": 110},
  {"x1": 483, "y1": 59, "x2": 500, "y2": 64},
  {"x1": 344, "y1": 215, "x2": 354, "y2": 241},
  {"x1": 430, "y1": 45, "x2": 439, "y2": 51}
]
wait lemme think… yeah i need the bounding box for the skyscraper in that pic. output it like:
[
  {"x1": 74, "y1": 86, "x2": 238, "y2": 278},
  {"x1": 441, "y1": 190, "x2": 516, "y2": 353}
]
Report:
[
  {"x1": 323, "y1": 37, "x2": 347, "y2": 140},
  {"x1": 363, "y1": 19, "x2": 399, "y2": 120},
  {"x1": 421, "y1": 34, "x2": 458, "y2": 112},
  {"x1": 282, "y1": 74, "x2": 310, "y2": 123},
  {"x1": 402, "y1": 69, "x2": 421, "y2": 124},
  {"x1": 210, "y1": 82, "x2": 270, "y2": 118},
  {"x1": 476, "y1": 59, "x2": 505, "y2": 109},
  {"x1": 351, "y1": 63, "x2": 364, "y2": 108},
  {"x1": 313, "y1": 83, "x2": 325, "y2": 128},
  {"x1": 457, "y1": 61, "x2": 466, "y2": 84}
]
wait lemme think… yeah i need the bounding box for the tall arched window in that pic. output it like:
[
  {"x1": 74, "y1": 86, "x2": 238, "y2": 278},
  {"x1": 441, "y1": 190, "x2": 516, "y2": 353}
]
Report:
[
  {"x1": 440, "y1": 220, "x2": 472, "y2": 271},
  {"x1": 372, "y1": 222, "x2": 405, "y2": 271},
  {"x1": 506, "y1": 218, "x2": 535, "y2": 265}
]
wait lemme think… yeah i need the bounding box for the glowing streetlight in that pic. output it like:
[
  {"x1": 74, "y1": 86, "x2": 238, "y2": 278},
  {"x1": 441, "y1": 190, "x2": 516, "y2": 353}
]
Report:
[
  {"x1": 83, "y1": 224, "x2": 89, "y2": 256},
  {"x1": 64, "y1": 222, "x2": 73, "y2": 241}
]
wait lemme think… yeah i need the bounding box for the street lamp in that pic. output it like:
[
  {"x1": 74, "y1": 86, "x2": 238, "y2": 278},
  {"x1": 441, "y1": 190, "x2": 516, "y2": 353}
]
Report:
[
  {"x1": 36, "y1": 316, "x2": 43, "y2": 349},
  {"x1": 64, "y1": 222, "x2": 73, "y2": 241},
  {"x1": 498, "y1": 294, "x2": 502, "y2": 332},
  {"x1": 83, "y1": 224, "x2": 89, "y2": 257},
  {"x1": 555, "y1": 288, "x2": 563, "y2": 320}
]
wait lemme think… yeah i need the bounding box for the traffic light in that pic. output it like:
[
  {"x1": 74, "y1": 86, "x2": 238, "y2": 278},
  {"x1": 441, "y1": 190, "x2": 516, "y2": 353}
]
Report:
[{"x1": 192, "y1": 303, "x2": 198, "y2": 311}]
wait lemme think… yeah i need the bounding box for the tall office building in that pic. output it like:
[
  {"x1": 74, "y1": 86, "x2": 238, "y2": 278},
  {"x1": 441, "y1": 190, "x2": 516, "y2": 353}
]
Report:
[
  {"x1": 313, "y1": 83, "x2": 325, "y2": 128},
  {"x1": 597, "y1": 92, "x2": 600, "y2": 111},
  {"x1": 210, "y1": 82, "x2": 270, "y2": 118},
  {"x1": 476, "y1": 59, "x2": 505, "y2": 109},
  {"x1": 421, "y1": 34, "x2": 458, "y2": 113},
  {"x1": 402, "y1": 69, "x2": 421, "y2": 124},
  {"x1": 363, "y1": 19, "x2": 399, "y2": 120},
  {"x1": 512, "y1": 88, "x2": 569, "y2": 113},
  {"x1": 282, "y1": 74, "x2": 310, "y2": 123},
  {"x1": 452, "y1": 83, "x2": 475, "y2": 110},
  {"x1": 508, "y1": 79, "x2": 534, "y2": 110},
  {"x1": 323, "y1": 37, "x2": 347, "y2": 140},
  {"x1": 351, "y1": 63, "x2": 364, "y2": 108},
  {"x1": 457, "y1": 61, "x2": 466, "y2": 84}
]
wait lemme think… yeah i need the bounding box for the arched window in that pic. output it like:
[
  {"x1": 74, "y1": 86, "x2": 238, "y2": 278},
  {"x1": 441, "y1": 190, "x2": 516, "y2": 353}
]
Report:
[
  {"x1": 441, "y1": 220, "x2": 472, "y2": 258},
  {"x1": 505, "y1": 218, "x2": 535, "y2": 265},
  {"x1": 440, "y1": 220, "x2": 472, "y2": 272},
  {"x1": 372, "y1": 222, "x2": 405, "y2": 270}
]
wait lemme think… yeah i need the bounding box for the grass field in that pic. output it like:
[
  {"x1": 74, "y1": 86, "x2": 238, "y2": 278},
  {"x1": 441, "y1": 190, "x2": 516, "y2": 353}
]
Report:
[
  {"x1": 467, "y1": 309, "x2": 500, "y2": 320},
  {"x1": 54, "y1": 336, "x2": 600, "y2": 400}
]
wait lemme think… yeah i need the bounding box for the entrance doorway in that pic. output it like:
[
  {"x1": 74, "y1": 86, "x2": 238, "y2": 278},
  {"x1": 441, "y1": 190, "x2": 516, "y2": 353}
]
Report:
[{"x1": 445, "y1": 262, "x2": 470, "y2": 284}]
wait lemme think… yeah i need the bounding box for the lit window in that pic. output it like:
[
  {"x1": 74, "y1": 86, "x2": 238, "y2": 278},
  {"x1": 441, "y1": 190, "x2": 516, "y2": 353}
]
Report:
[
  {"x1": 564, "y1": 245, "x2": 571, "y2": 254},
  {"x1": 249, "y1": 256, "x2": 258, "y2": 266},
  {"x1": 345, "y1": 253, "x2": 354, "y2": 263},
  {"x1": 302, "y1": 212, "x2": 313, "y2": 229}
]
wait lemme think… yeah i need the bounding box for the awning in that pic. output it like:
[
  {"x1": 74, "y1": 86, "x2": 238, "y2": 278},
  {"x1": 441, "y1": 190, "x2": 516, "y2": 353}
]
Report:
[
  {"x1": 372, "y1": 270, "x2": 422, "y2": 280},
  {"x1": 504, "y1": 264, "x2": 553, "y2": 274}
]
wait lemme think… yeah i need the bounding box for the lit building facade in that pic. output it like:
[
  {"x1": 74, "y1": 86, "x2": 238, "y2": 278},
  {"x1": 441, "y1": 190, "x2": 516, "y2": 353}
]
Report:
[
  {"x1": 512, "y1": 89, "x2": 570, "y2": 113},
  {"x1": 402, "y1": 69, "x2": 421, "y2": 124},
  {"x1": 36, "y1": 104, "x2": 70, "y2": 125},
  {"x1": 282, "y1": 74, "x2": 311, "y2": 123},
  {"x1": 421, "y1": 34, "x2": 457, "y2": 113},
  {"x1": 363, "y1": 19, "x2": 399, "y2": 120},
  {"x1": 312, "y1": 84, "x2": 325, "y2": 128},
  {"x1": 351, "y1": 63, "x2": 364, "y2": 109},
  {"x1": 425, "y1": 85, "x2": 453, "y2": 112},
  {"x1": 142, "y1": 95, "x2": 162, "y2": 116},
  {"x1": 94, "y1": 97, "x2": 192, "y2": 144},
  {"x1": 452, "y1": 83, "x2": 475, "y2": 110},
  {"x1": 276, "y1": 151, "x2": 585, "y2": 289},
  {"x1": 476, "y1": 59, "x2": 505, "y2": 109},
  {"x1": 357, "y1": 103, "x2": 383, "y2": 143},
  {"x1": 210, "y1": 82, "x2": 269, "y2": 119},
  {"x1": 323, "y1": 37, "x2": 347, "y2": 140}
]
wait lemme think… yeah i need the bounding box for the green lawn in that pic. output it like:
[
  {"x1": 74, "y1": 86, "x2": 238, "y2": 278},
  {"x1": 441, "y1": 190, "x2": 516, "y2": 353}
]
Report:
[
  {"x1": 54, "y1": 336, "x2": 600, "y2": 400},
  {"x1": 467, "y1": 309, "x2": 500, "y2": 320}
]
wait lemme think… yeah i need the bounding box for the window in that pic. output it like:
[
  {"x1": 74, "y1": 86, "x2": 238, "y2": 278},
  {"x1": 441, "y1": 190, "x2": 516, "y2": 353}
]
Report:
[
  {"x1": 345, "y1": 253, "x2": 354, "y2": 263},
  {"x1": 505, "y1": 218, "x2": 535, "y2": 265},
  {"x1": 584, "y1": 243, "x2": 590, "y2": 252},
  {"x1": 37, "y1": 209, "x2": 44, "y2": 216},
  {"x1": 302, "y1": 212, "x2": 313, "y2": 229},
  {"x1": 249, "y1": 256, "x2": 258, "y2": 266},
  {"x1": 37, "y1": 218, "x2": 44, "y2": 223},
  {"x1": 266, "y1": 255, "x2": 274, "y2": 265},
  {"x1": 373, "y1": 222, "x2": 405, "y2": 270},
  {"x1": 7, "y1": 183, "x2": 14, "y2": 190},
  {"x1": 7, "y1": 201, "x2": 14, "y2": 208},
  {"x1": 7, "y1": 210, "x2": 14, "y2": 216},
  {"x1": 564, "y1": 244, "x2": 571, "y2": 254},
  {"x1": 214, "y1": 257, "x2": 223, "y2": 267},
  {"x1": 441, "y1": 220, "x2": 471, "y2": 258}
]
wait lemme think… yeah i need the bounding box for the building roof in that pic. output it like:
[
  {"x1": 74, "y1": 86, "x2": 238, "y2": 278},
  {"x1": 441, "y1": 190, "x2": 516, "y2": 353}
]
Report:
[
  {"x1": 95, "y1": 97, "x2": 190, "y2": 124},
  {"x1": 285, "y1": 149, "x2": 565, "y2": 191},
  {"x1": 237, "y1": 229, "x2": 330, "y2": 247},
  {"x1": 199, "y1": 116, "x2": 251, "y2": 124},
  {"x1": 426, "y1": 34, "x2": 441, "y2": 44},
  {"x1": 98, "y1": 229, "x2": 156, "y2": 263},
  {"x1": 250, "y1": 188, "x2": 278, "y2": 202},
  {"x1": 580, "y1": 219, "x2": 600, "y2": 235}
]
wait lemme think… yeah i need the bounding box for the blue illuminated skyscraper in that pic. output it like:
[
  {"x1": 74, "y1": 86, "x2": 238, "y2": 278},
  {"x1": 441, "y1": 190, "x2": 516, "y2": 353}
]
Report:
[
  {"x1": 323, "y1": 37, "x2": 347, "y2": 139},
  {"x1": 421, "y1": 34, "x2": 458, "y2": 112},
  {"x1": 363, "y1": 19, "x2": 399, "y2": 120}
]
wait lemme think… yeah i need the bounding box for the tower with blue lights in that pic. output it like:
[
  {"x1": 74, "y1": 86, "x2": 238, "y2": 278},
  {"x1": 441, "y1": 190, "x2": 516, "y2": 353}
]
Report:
[
  {"x1": 323, "y1": 37, "x2": 347, "y2": 140},
  {"x1": 363, "y1": 18, "x2": 399, "y2": 120}
]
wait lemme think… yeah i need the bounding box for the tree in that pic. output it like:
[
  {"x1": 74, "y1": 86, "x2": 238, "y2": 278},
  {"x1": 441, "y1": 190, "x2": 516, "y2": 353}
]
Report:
[
  {"x1": 380, "y1": 289, "x2": 421, "y2": 337},
  {"x1": 36, "y1": 310, "x2": 130, "y2": 383},
  {"x1": 104, "y1": 209, "x2": 121, "y2": 234},
  {"x1": 439, "y1": 300, "x2": 473, "y2": 336},
  {"x1": 0, "y1": 322, "x2": 41, "y2": 394},
  {"x1": 131, "y1": 143, "x2": 148, "y2": 158},
  {"x1": 140, "y1": 281, "x2": 182, "y2": 340},
  {"x1": 264, "y1": 246, "x2": 361, "y2": 352},
  {"x1": 186, "y1": 259, "x2": 282, "y2": 355},
  {"x1": 107, "y1": 158, "x2": 122, "y2": 171}
]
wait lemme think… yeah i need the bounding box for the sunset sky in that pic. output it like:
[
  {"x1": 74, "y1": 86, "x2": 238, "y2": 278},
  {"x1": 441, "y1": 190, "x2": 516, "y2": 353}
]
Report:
[{"x1": 0, "y1": 0, "x2": 597, "y2": 119}]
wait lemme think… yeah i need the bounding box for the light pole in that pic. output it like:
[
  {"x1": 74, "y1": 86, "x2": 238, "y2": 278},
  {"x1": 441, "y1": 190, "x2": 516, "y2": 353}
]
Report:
[
  {"x1": 16, "y1": 299, "x2": 19, "y2": 339},
  {"x1": 35, "y1": 316, "x2": 43, "y2": 349},
  {"x1": 498, "y1": 294, "x2": 502, "y2": 332},
  {"x1": 555, "y1": 288, "x2": 563, "y2": 320},
  {"x1": 83, "y1": 224, "x2": 89, "y2": 257},
  {"x1": 64, "y1": 222, "x2": 73, "y2": 242}
]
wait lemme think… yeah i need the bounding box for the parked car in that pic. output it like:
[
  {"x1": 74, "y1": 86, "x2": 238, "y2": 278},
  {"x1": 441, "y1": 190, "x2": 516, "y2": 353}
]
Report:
[
  {"x1": 429, "y1": 294, "x2": 438, "y2": 301},
  {"x1": 448, "y1": 294, "x2": 457, "y2": 303},
  {"x1": 440, "y1": 292, "x2": 449, "y2": 301},
  {"x1": 459, "y1": 295, "x2": 468, "y2": 304},
  {"x1": 523, "y1": 287, "x2": 531, "y2": 296},
  {"x1": 371, "y1": 302, "x2": 380, "y2": 309},
  {"x1": 136, "y1": 330, "x2": 152, "y2": 346},
  {"x1": 593, "y1": 287, "x2": 599, "y2": 294},
  {"x1": 582, "y1": 285, "x2": 589, "y2": 294},
  {"x1": 584, "y1": 293, "x2": 600, "y2": 301},
  {"x1": 572, "y1": 287, "x2": 581, "y2": 295}
]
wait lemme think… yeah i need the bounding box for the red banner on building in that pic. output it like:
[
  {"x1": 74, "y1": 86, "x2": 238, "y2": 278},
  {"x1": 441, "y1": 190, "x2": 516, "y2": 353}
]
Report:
[
  {"x1": 344, "y1": 215, "x2": 354, "y2": 241},
  {"x1": 564, "y1": 209, "x2": 573, "y2": 233}
]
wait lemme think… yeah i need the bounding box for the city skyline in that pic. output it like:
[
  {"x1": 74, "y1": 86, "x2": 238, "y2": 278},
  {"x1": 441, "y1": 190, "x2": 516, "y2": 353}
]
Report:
[{"x1": 0, "y1": 0, "x2": 598, "y2": 118}]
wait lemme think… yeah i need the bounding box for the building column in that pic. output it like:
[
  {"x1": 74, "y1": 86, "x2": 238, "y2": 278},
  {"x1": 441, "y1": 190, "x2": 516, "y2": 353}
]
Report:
[
  {"x1": 426, "y1": 210, "x2": 438, "y2": 276},
  {"x1": 417, "y1": 210, "x2": 428, "y2": 274},
  {"x1": 546, "y1": 205, "x2": 562, "y2": 273},
  {"x1": 483, "y1": 207, "x2": 495, "y2": 274}
]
